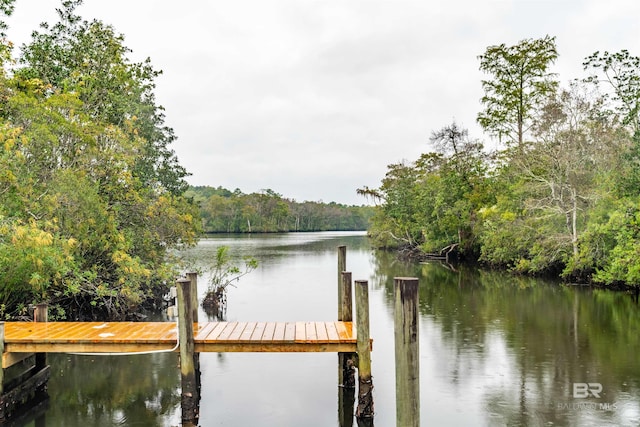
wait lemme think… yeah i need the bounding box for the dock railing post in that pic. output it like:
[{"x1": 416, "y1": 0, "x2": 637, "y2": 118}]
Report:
[
  {"x1": 338, "y1": 245, "x2": 346, "y2": 312},
  {"x1": 177, "y1": 277, "x2": 199, "y2": 424},
  {"x1": 394, "y1": 277, "x2": 420, "y2": 427},
  {"x1": 338, "y1": 270, "x2": 355, "y2": 427},
  {"x1": 355, "y1": 279, "x2": 373, "y2": 419},
  {"x1": 186, "y1": 272, "x2": 201, "y2": 395},
  {"x1": 186, "y1": 272, "x2": 199, "y2": 323},
  {"x1": 34, "y1": 304, "x2": 48, "y2": 373}
]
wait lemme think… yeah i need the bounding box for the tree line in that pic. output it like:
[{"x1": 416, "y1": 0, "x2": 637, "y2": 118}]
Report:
[
  {"x1": 0, "y1": 1, "x2": 201, "y2": 319},
  {"x1": 187, "y1": 186, "x2": 373, "y2": 233},
  {"x1": 361, "y1": 35, "x2": 640, "y2": 288}
]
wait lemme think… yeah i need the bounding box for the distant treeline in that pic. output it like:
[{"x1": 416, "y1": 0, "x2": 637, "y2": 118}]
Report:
[{"x1": 186, "y1": 186, "x2": 374, "y2": 233}]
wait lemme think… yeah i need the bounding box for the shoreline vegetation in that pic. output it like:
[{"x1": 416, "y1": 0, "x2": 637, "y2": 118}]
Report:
[{"x1": 360, "y1": 37, "x2": 640, "y2": 292}]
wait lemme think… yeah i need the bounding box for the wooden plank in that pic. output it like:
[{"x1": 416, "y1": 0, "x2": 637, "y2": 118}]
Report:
[
  {"x1": 250, "y1": 323, "x2": 266, "y2": 341},
  {"x1": 215, "y1": 322, "x2": 238, "y2": 341},
  {"x1": 284, "y1": 323, "x2": 296, "y2": 342},
  {"x1": 315, "y1": 322, "x2": 329, "y2": 342},
  {"x1": 261, "y1": 322, "x2": 276, "y2": 341},
  {"x1": 272, "y1": 323, "x2": 286, "y2": 342},
  {"x1": 326, "y1": 322, "x2": 340, "y2": 342},
  {"x1": 195, "y1": 342, "x2": 357, "y2": 353},
  {"x1": 203, "y1": 322, "x2": 229, "y2": 341},
  {"x1": 196, "y1": 322, "x2": 224, "y2": 341},
  {"x1": 228, "y1": 322, "x2": 247, "y2": 341},
  {"x1": 335, "y1": 321, "x2": 356, "y2": 342},
  {"x1": 305, "y1": 322, "x2": 318, "y2": 342},
  {"x1": 194, "y1": 322, "x2": 218, "y2": 340},
  {"x1": 2, "y1": 352, "x2": 33, "y2": 369},
  {"x1": 295, "y1": 322, "x2": 306, "y2": 342},
  {"x1": 239, "y1": 322, "x2": 257, "y2": 342}
]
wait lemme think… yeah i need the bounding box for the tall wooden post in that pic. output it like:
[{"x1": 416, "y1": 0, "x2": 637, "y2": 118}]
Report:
[
  {"x1": 186, "y1": 271, "x2": 201, "y2": 395},
  {"x1": 177, "y1": 278, "x2": 199, "y2": 424},
  {"x1": 186, "y1": 272, "x2": 199, "y2": 322},
  {"x1": 34, "y1": 304, "x2": 48, "y2": 374},
  {"x1": 339, "y1": 271, "x2": 355, "y2": 427},
  {"x1": 355, "y1": 280, "x2": 373, "y2": 419},
  {"x1": 34, "y1": 304, "x2": 49, "y2": 427},
  {"x1": 394, "y1": 277, "x2": 420, "y2": 427},
  {"x1": 339, "y1": 271, "x2": 355, "y2": 388},
  {"x1": 338, "y1": 245, "x2": 346, "y2": 312}
]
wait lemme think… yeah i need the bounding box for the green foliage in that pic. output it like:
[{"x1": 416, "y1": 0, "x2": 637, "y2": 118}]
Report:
[
  {"x1": 205, "y1": 246, "x2": 258, "y2": 295},
  {"x1": 364, "y1": 122, "x2": 493, "y2": 256},
  {"x1": 0, "y1": 1, "x2": 200, "y2": 319},
  {"x1": 572, "y1": 197, "x2": 640, "y2": 286},
  {"x1": 478, "y1": 35, "x2": 558, "y2": 146},
  {"x1": 368, "y1": 44, "x2": 640, "y2": 288}
]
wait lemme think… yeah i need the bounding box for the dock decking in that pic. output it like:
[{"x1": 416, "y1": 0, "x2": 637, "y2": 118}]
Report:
[{"x1": 2, "y1": 320, "x2": 357, "y2": 365}]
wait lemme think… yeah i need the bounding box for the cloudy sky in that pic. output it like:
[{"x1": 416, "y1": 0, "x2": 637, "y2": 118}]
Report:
[{"x1": 5, "y1": 0, "x2": 640, "y2": 205}]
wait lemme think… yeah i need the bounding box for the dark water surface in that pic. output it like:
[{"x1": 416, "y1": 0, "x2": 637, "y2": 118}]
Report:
[{"x1": 23, "y1": 232, "x2": 640, "y2": 426}]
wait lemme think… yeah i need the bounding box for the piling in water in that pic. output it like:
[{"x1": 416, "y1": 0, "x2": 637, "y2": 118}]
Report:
[
  {"x1": 177, "y1": 277, "x2": 199, "y2": 424},
  {"x1": 339, "y1": 269, "x2": 356, "y2": 427},
  {"x1": 355, "y1": 280, "x2": 373, "y2": 419},
  {"x1": 394, "y1": 277, "x2": 420, "y2": 427}
]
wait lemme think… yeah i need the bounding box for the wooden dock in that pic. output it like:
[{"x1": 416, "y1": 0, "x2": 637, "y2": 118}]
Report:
[
  {"x1": 2, "y1": 320, "x2": 357, "y2": 363},
  {"x1": 0, "y1": 246, "x2": 390, "y2": 425}
]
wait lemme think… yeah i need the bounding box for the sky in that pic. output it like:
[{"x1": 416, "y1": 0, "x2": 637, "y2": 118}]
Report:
[{"x1": 4, "y1": 0, "x2": 640, "y2": 205}]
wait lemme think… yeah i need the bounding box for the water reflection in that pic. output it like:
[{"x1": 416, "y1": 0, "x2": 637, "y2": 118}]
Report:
[
  {"x1": 23, "y1": 232, "x2": 640, "y2": 426},
  {"x1": 44, "y1": 352, "x2": 180, "y2": 426},
  {"x1": 370, "y1": 250, "x2": 640, "y2": 426}
]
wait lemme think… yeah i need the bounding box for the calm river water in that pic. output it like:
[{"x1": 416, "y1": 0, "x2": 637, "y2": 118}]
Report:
[{"x1": 24, "y1": 231, "x2": 640, "y2": 426}]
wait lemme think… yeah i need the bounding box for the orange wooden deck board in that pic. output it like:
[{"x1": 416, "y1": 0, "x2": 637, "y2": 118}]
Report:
[
  {"x1": 239, "y1": 322, "x2": 257, "y2": 342},
  {"x1": 335, "y1": 321, "x2": 355, "y2": 342},
  {"x1": 202, "y1": 322, "x2": 229, "y2": 341},
  {"x1": 2, "y1": 321, "x2": 358, "y2": 354},
  {"x1": 194, "y1": 322, "x2": 219, "y2": 340},
  {"x1": 229, "y1": 322, "x2": 249, "y2": 341},
  {"x1": 215, "y1": 322, "x2": 238, "y2": 341}
]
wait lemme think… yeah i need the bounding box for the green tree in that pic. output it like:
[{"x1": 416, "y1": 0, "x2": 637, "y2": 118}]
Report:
[
  {"x1": 0, "y1": 1, "x2": 200, "y2": 319},
  {"x1": 478, "y1": 35, "x2": 559, "y2": 147},
  {"x1": 19, "y1": 0, "x2": 188, "y2": 195},
  {"x1": 584, "y1": 50, "x2": 640, "y2": 196}
]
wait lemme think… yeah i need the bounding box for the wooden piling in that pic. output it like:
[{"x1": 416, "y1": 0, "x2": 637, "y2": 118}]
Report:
[
  {"x1": 394, "y1": 277, "x2": 420, "y2": 427},
  {"x1": 338, "y1": 245, "x2": 346, "y2": 314},
  {"x1": 177, "y1": 277, "x2": 199, "y2": 424},
  {"x1": 339, "y1": 271, "x2": 355, "y2": 388},
  {"x1": 186, "y1": 272, "x2": 202, "y2": 399},
  {"x1": 34, "y1": 304, "x2": 48, "y2": 374},
  {"x1": 186, "y1": 272, "x2": 199, "y2": 322},
  {"x1": 339, "y1": 271, "x2": 355, "y2": 427},
  {"x1": 355, "y1": 280, "x2": 373, "y2": 419}
]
